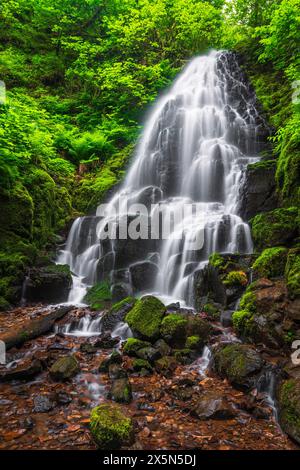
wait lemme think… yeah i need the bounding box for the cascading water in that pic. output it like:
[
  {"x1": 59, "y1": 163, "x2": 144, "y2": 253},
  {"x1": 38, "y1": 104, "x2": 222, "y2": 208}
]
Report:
[{"x1": 57, "y1": 50, "x2": 268, "y2": 306}]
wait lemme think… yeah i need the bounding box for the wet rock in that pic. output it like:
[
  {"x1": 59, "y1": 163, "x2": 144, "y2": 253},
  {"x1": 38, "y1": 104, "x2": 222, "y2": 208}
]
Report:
[
  {"x1": 136, "y1": 346, "x2": 161, "y2": 363},
  {"x1": 0, "y1": 359, "x2": 43, "y2": 382},
  {"x1": 168, "y1": 384, "x2": 195, "y2": 401},
  {"x1": 123, "y1": 338, "x2": 151, "y2": 356},
  {"x1": 160, "y1": 313, "x2": 188, "y2": 347},
  {"x1": 80, "y1": 342, "x2": 97, "y2": 354},
  {"x1": 54, "y1": 391, "x2": 72, "y2": 405},
  {"x1": 220, "y1": 310, "x2": 234, "y2": 328},
  {"x1": 238, "y1": 160, "x2": 278, "y2": 221},
  {"x1": 110, "y1": 377, "x2": 132, "y2": 404},
  {"x1": 21, "y1": 416, "x2": 35, "y2": 430},
  {"x1": 132, "y1": 359, "x2": 153, "y2": 373},
  {"x1": 111, "y1": 284, "x2": 132, "y2": 302},
  {"x1": 33, "y1": 395, "x2": 55, "y2": 413},
  {"x1": 190, "y1": 391, "x2": 236, "y2": 420},
  {"x1": 154, "y1": 356, "x2": 177, "y2": 377},
  {"x1": 153, "y1": 339, "x2": 172, "y2": 357},
  {"x1": 95, "y1": 333, "x2": 119, "y2": 349},
  {"x1": 129, "y1": 261, "x2": 159, "y2": 292},
  {"x1": 25, "y1": 264, "x2": 72, "y2": 304},
  {"x1": 213, "y1": 343, "x2": 264, "y2": 391},
  {"x1": 99, "y1": 351, "x2": 122, "y2": 373},
  {"x1": 49, "y1": 355, "x2": 80, "y2": 381},
  {"x1": 278, "y1": 378, "x2": 300, "y2": 444},
  {"x1": 90, "y1": 403, "x2": 134, "y2": 449},
  {"x1": 108, "y1": 363, "x2": 128, "y2": 380},
  {"x1": 101, "y1": 297, "x2": 136, "y2": 332}
]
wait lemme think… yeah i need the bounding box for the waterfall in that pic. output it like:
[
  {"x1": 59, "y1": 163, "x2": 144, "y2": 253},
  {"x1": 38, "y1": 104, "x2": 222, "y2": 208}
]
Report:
[{"x1": 57, "y1": 50, "x2": 268, "y2": 306}]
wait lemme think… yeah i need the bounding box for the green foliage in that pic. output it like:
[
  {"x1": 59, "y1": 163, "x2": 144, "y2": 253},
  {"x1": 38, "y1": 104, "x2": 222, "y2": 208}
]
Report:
[
  {"x1": 160, "y1": 313, "x2": 188, "y2": 345},
  {"x1": 125, "y1": 296, "x2": 166, "y2": 341},
  {"x1": 252, "y1": 247, "x2": 288, "y2": 279},
  {"x1": 223, "y1": 271, "x2": 248, "y2": 287},
  {"x1": 203, "y1": 303, "x2": 220, "y2": 320},
  {"x1": 185, "y1": 335, "x2": 202, "y2": 351},
  {"x1": 285, "y1": 248, "x2": 300, "y2": 299},
  {"x1": 232, "y1": 290, "x2": 257, "y2": 336},
  {"x1": 209, "y1": 252, "x2": 225, "y2": 269},
  {"x1": 132, "y1": 358, "x2": 152, "y2": 372}
]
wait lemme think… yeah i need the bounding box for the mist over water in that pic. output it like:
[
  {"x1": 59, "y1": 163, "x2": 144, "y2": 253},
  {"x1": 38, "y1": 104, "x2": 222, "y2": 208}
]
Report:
[{"x1": 58, "y1": 50, "x2": 267, "y2": 306}]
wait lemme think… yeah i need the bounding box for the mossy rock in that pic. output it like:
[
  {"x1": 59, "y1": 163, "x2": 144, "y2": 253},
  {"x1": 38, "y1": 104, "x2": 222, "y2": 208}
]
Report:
[
  {"x1": 49, "y1": 355, "x2": 80, "y2": 381},
  {"x1": 232, "y1": 291, "x2": 257, "y2": 338},
  {"x1": 84, "y1": 281, "x2": 112, "y2": 310},
  {"x1": 90, "y1": 403, "x2": 134, "y2": 449},
  {"x1": 186, "y1": 315, "x2": 212, "y2": 342},
  {"x1": 203, "y1": 303, "x2": 220, "y2": 321},
  {"x1": 26, "y1": 263, "x2": 72, "y2": 304},
  {"x1": 252, "y1": 247, "x2": 288, "y2": 279},
  {"x1": 132, "y1": 358, "x2": 153, "y2": 372},
  {"x1": 110, "y1": 377, "x2": 132, "y2": 404},
  {"x1": 98, "y1": 351, "x2": 122, "y2": 373},
  {"x1": 101, "y1": 296, "x2": 136, "y2": 332},
  {"x1": 125, "y1": 296, "x2": 166, "y2": 341},
  {"x1": 278, "y1": 379, "x2": 300, "y2": 445},
  {"x1": 123, "y1": 338, "x2": 151, "y2": 357},
  {"x1": 185, "y1": 335, "x2": 203, "y2": 351},
  {"x1": 213, "y1": 344, "x2": 263, "y2": 390},
  {"x1": 285, "y1": 248, "x2": 300, "y2": 299},
  {"x1": 209, "y1": 252, "x2": 226, "y2": 270},
  {"x1": 173, "y1": 348, "x2": 194, "y2": 365},
  {"x1": 160, "y1": 313, "x2": 188, "y2": 347},
  {"x1": 251, "y1": 207, "x2": 299, "y2": 250},
  {"x1": 223, "y1": 271, "x2": 248, "y2": 288},
  {"x1": 154, "y1": 356, "x2": 177, "y2": 377}
]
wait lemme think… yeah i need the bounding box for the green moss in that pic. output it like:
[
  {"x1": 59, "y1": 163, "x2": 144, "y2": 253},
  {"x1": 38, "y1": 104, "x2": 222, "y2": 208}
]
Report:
[
  {"x1": 232, "y1": 291, "x2": 257, "y2": 337},
  {"x1": 132, "y1": 358, "x2": 152, "y2": 372},
  {"x1": 285, "y1": 248, "x2": 300, "y2": 298},
  {"x1": 203, "y1": 303, "x2": 220, "y2": 320},
  {"x1": 90, "y1": 403, "x2": 134, "y2": 449},
  {"x1": 209, "y1": 252, "x2": 225, "y2": 269},
  {"x1": 109, "y1": 296, "x2": 136, "y2": 314},
  {"x1": 0, "y1": 296, "x2": 10, "y2": 311},
  {"x1": 185, "y1": 335, "x2": 202, "y2": 351},
  {"x1": 251, "y1": 207, "x2": 299, "y2": 250},
  {"x1": 123, "y1": 338, "x2": 151, "y2": 356},
  {"x1": 83, "y1": 281, "x2": 112, "y2": 310},
  {"x1": 125, "y1": 296, "x2": 165, "y2": 341},
  {"x1": 223, "y1": 271, "x2": 248, "y2": 287},
  {"x1": 160, "y1": 313, "x2": 188, "y2": 344},
  {"x1": 278, "y1": 379, "x2": 300, "y2": 443},
  {"x1": 173, "y1": 348, "x2": 193, "y2": 364},
  {"x1": 252, "y1": 247, "x2": 288, "y2": 279}
]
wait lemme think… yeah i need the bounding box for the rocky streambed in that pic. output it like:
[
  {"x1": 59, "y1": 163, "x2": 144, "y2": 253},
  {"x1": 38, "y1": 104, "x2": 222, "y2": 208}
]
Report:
[{"x1": 0, "y1": 295, "x2": 298, "y2": 451}]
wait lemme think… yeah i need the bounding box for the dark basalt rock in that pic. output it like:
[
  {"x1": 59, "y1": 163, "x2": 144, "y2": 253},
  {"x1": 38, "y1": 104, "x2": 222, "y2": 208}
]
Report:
[
  {"x1": 238, "y1": 160, "x2": 278, "y2": 221},
  {"x1": 278, "y1": 378, "x2": 300, "y2": 445},
  {"x1": 190, "y1": 391, "x2": 237, "y2": 420},
  {"x1": 25, "y1": 264, "x2": 72, "y2": 304},
  {"x1": 49, "y1": 355, "x2": 80, "y2": 381},
  {"x1": 33, "y1": 395, "x2": 56, "y2": 413},
  {"x1": 0, "y1": 359, "x2": 43, "y2": 382},
  {"x1": 109, "y1": 377, "x2": 132, "y2": 404},
  {"x1": 101, "y1": 297, "x2": 136, "y2": 332},
  {"x1": 129, "y1": 261, "x2": 159, "y2": 292},
  {"x1": 95, "y1": 333, "x2": 119, "y2": 349}
]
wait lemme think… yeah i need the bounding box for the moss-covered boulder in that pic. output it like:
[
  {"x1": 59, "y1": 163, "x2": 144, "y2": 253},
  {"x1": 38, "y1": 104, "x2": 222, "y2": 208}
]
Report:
[
  {"x1": 83, "y1": 281, "x2": 112, "y2": 310},
  {"x1": 125, "y1": 296, "x2": 166, "y2": 341},
  {"x1": 101, "y1": 297, "x2": 136, "y2": 332},
  {"x1": 185, "y1": 335, "x2": 203, "y2": 351},
  {"x1": 160, "y1": 313, "x2": 188, "y2": 347},
  {"x1": 123, "y1": 338, "x2": 151, "y2": 357},
  {"x1": 223, "y1": 271, "x2": 248, "y2": 288},
  {"x1": 186, "y1": 315, "x2": 212, "y2": 342},
  {"x1": 110, "y1": 377, "x2": 132, "y2": 404},
  {"x1": 173, "y1": 348, "x2": 194, "y2": 365},
  {"x1": 203, "y1": 303, "x2": 221, "y2": 321},
  {"x1": 132, "y1": 358, "x2": 153, "y2": 373},
  {"x1": 213, "y1": 344, "x2": 263, "y2": 390},
  {"x1": 90, "y1": 403, "x2": 134, "y2": 449},
  {"x1": 285, "y1": 248, "x2": 300, "y2": 299},
  {"x1": 49, "y1": 355, "x2": 80, "y2": 381},
  {"x1": 278, "y1": 379, "x2": 300, "y2": 444},
  {"x1": 252, "y1": 247, "x2": 288, "y2": 279},
  {"x1": 251, "y1": 207, "x2": 299, "y2": 250}
]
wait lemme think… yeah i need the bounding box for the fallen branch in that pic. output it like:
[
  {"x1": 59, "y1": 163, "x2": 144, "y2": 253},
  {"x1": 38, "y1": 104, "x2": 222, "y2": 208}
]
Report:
[{"x1": 0, "y1": 305, "x2": 73, "y2": 350}]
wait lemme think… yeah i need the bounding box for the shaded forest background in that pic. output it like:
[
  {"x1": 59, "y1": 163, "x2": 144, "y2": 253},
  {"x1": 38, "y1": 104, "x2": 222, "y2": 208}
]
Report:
[{"x1": 0, "y1": 0, "x2": 299, "y2": 309}]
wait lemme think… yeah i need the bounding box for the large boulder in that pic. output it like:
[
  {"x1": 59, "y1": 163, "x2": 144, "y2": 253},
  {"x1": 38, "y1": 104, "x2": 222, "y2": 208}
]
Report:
[
  {"x1": 213, "y1": 343, "x2": 263, "y2": 390},
  {"x1": 190, "y1": 390, "x2": 236, "y2": 420},
  {"x1": 25, "y1": 264, "x2": 72, "y2": 303},
  {"x1": 160, "y1": 313, "x2": 188, "y2": 347},
  {"x1": 278, "y1": 379, "x2": 300, "y2": 444},
  {"x1": 125, "y1": 296, "x2": 166, "y2": 341},
  {"x1": 0, "y1": 359, "x2": 42, "y2": 382},
  {"x1": 49, "y1": 355, "x2": 80, "y2": 381},
  {"x1": 101, "y1": 297, "x2": 136, "y2": 332},
  {"x1": 123, "y1": 338, "x2": 151, "y2": 356},
  {"x1": 90, "y1": 403, "x2": 134, "y2": 449},
  {"x1": 110, "y1": 377, "x2": 132, "y2": 404},
  {"x1": 129, "y1": 261, "x2": 159, "y2": 292}
]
